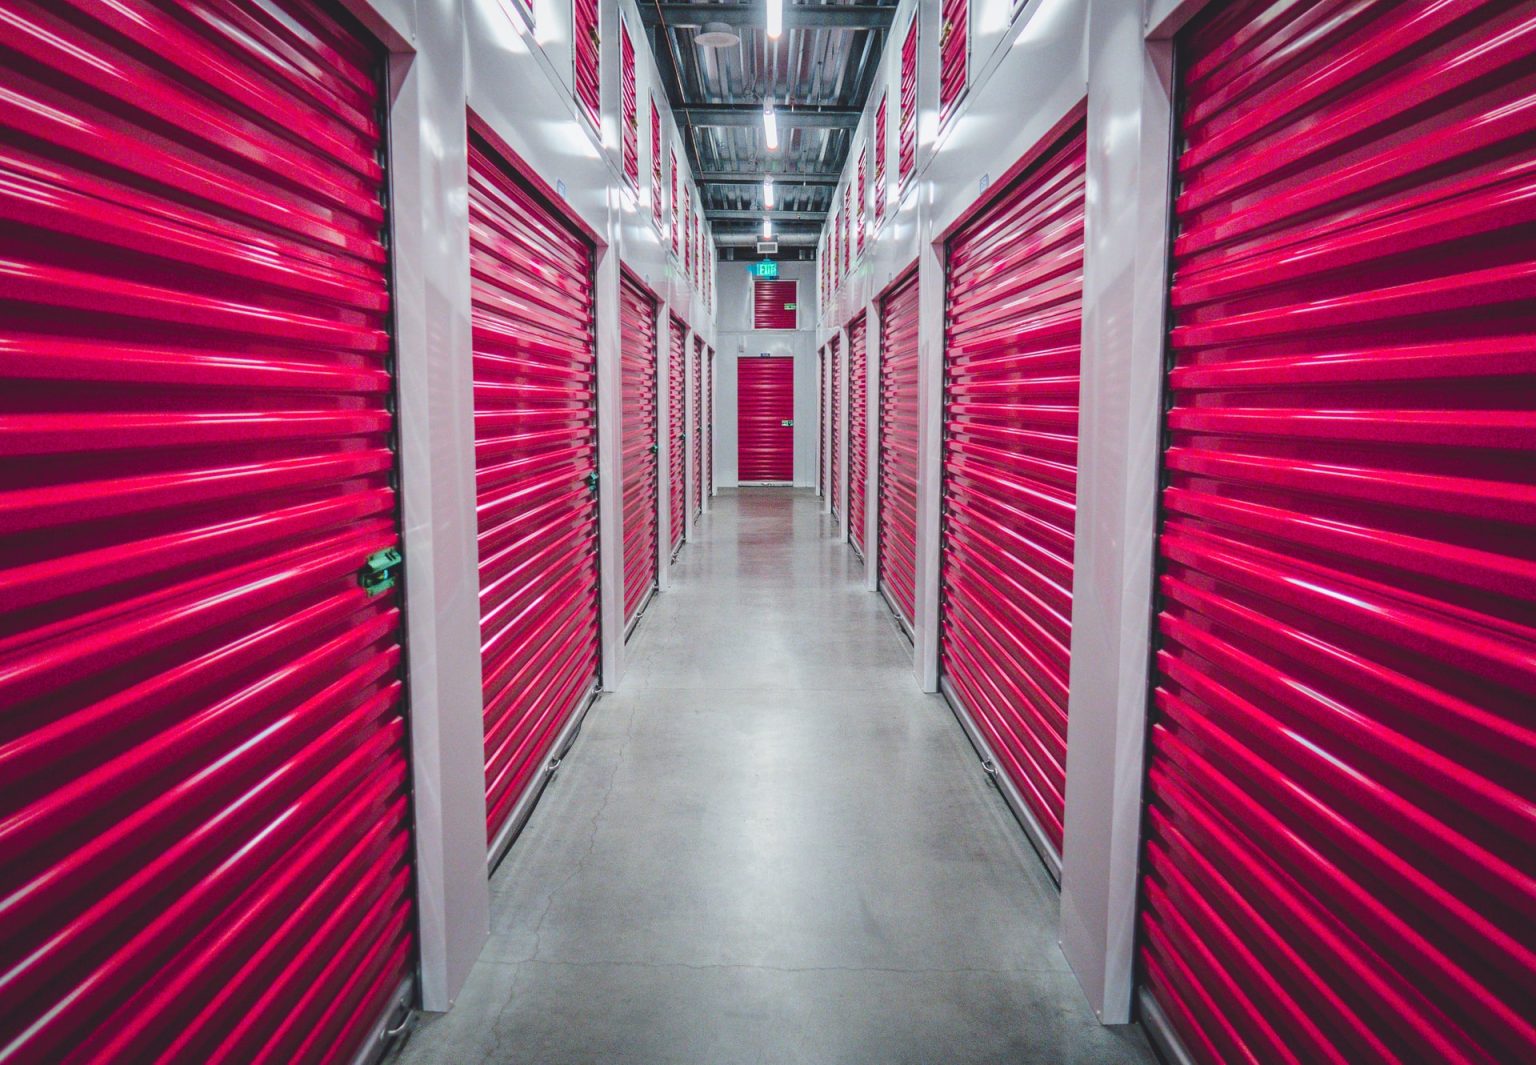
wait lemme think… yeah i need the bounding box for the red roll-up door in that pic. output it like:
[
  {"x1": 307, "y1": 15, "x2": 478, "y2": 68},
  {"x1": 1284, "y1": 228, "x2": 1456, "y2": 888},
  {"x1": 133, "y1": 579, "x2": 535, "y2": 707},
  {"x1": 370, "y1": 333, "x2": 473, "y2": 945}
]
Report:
[
  {"x1": 619, "y1": 18, "x2": 638, "y2": 189},
  {"x1": 469, "y1": 134, "x2": 600, "y2": 850},
  {"x1": 939, "y1": 0, "x2": 968, "y2": 125},
  {"x1": 754, "y1": 279, "x2": 798, "y2": 330},
  {"x1": 0, "y1": 1, "x2": 413, "y2": 1060},
  {"x1": 879, "y1": 269, "x2": 921, "y2": 627},
  {"x1": 818, "y1": 346, "x2": 827, "y2": 496},
  {"x1": 692, "y1": 338, "x2": 703, "y2": 519},
  {"x1": 939, "y1": 122, "x2": 1085, "y2": 858},
  {"x1": 848, "y1": 315, "x2": 869, "y2": 558},
  {"x1": 572, "y1": 0, "x2": 599, "y2": 130},
  {"x1": 706, "y1": 347, "x2": 715, "y2": 501},
  {"x1": 874, "y1": 92, "x2": 888, "y2": 222},
  {"x1": 668, "y1": 316, "x2": 686, "y2": 552},
  {"x1": 898, "y1": 15, "x2": 917, "y2": 190},
  {"x1": 737, "y1": 356, "x2": 795, "y2": 483},
  {"x1": 620, "y1": 273, "x2": 658, "y2": 628},
  {"x1": 1140, "y1": 4, "x2": 1536, "y2": 1063},
  {"x1": 830, "y1": 336, "x2": 843, "y2": 519}
]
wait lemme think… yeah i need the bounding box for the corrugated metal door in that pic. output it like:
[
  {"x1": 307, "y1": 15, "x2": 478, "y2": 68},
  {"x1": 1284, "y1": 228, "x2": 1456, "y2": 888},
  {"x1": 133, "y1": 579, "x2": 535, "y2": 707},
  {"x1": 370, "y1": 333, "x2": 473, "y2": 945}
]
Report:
[
  {"x1": 898, "y1": 15, "x2": 917, "y2": 190},
  {"x1": 818, "y1": 346, "x2": 827, "y2": 496},
  {"x1": 620, "y1": 274, "x2": 658, "y2": 629},
  {"x1": 692, "y1": 338, "x2": 703, "y2": 519},
  {"x1": 469, "y1": 135, "x2": 600, "y2": 850},
  {"x1": 939, "y1": 0, "x2": 968, "y2": 125},
  {"x1": 830, "y1": 336, "x2": 842, "y2": 520},
  {"x1": 737, "y1": 356, "x2": 795, "y2": 483},
  {"x1": 619, "y1": 18, "x2": 637, "y2": 189},
  {"x1": 1140, "y1": 4, "x2": 1536, "y2": 1063},
  {"x1": 848, "y1": 315, "x2": 869, "y2": 558},
  {"x1": 706, "y1": 347, "x2": 715, "y2": 501},
  {"x1": 754, "y1": 279, "x2": 798, "y2": 330},
  {"x1": 0, "y1": 1, "x2": 414, "y2": 1060},
  {"x1": 668, "y1": 316, "x2": 686, "y2": 553},
  {"x1": 939, "y1": 123, "x2": 1086, "y2": 859},
  {"x1": 879, "y1": 269, "x2": 921, "y2": 627},
  {"x1": 572, "y1": 0, "x2": 599, "y2": 130}
]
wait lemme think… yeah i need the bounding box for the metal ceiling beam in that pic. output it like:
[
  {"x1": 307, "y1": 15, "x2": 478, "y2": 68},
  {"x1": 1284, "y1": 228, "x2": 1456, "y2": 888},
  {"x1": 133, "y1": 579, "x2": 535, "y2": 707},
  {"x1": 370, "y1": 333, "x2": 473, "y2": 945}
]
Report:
[
  {"x1": 697, "y1": 170, "x2": 840, "y2": 186},
  {"x1": 715, "y1": 233, "x2": 820, "y2": 246},
  {"x1": 706, "y1": 209, "x2": 826, "y2": 223},
  {"x1": 638, "y1": 4, "x2": 896, "y2": 31},
  {"x1": 682, "y1": 104, "x2": 862, "y2": 129}
]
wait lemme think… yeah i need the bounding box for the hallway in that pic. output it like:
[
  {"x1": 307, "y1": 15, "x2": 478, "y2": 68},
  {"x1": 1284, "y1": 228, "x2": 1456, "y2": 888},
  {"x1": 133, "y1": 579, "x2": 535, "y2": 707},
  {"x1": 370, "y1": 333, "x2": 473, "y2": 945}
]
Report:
[{"x1": 395, "y1": 490, "x2": 1155, "y2": 1065}]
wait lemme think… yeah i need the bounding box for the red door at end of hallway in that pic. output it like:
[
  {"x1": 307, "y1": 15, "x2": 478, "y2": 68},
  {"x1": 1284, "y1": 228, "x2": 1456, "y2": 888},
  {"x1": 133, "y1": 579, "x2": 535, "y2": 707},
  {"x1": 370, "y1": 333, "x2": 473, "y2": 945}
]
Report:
[
  {"x1": 1141, "y1": 3, "x2": 1536, "y2": 1063},
  {"x1": 737, "y1": 356, "x2": 795, "y2": 483},
  {"x1": 940, "y1": 121, "x2": 1086, "y2": 858},
  {"x1": 0, "y1": 2, "x2": 413, "y2": 1060},
  {"x1": 879, "y1": 268, "x2": 921, "y2": 628},
  {"x1": 620, "y1": 274, "x2": 659, "y2": 627},
  {"x1": 469, "y1": 133, "x2": 600, "y2": 850},
  {"x1": 848, "y1": 314, "x2": 869, "y2": 558},
  {"x1": 668, "y1": 316, "x2": 687, "y2": 553}
]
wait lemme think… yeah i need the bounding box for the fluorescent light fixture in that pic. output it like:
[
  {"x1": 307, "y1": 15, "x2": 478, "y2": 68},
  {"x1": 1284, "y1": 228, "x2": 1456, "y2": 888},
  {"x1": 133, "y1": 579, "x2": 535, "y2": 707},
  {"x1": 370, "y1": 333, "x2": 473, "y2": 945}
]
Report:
[
  {"x1": 763, "y1": 217, "x2": 773, "y2": 237},
  {"x1": 767, "y1": 0, "x2": 783, "y2": 39},
  {"x1": 763, "y1": 99, "x2": 779, "y2": 150},
  {"x1": 763, "y1": 178, "x2": 775, "y2": 208}
]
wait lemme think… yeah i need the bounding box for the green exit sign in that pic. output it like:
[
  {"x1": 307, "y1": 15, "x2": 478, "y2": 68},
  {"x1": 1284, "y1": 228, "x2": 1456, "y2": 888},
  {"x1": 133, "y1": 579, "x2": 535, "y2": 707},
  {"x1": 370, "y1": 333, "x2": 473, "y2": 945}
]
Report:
[{"x1": 748, "y1": 260, "x2": 779, "y2": 278}]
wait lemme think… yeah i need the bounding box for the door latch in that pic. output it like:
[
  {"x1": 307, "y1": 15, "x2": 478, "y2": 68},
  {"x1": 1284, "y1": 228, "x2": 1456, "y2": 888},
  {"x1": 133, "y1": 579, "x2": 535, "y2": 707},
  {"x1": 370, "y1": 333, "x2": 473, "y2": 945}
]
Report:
[
  {"x1": 585, "y1": 471, "x2": 600, "y2": 494},
  {"x1": 359, "y1": 547, "x2": 402, "y2": 597},
  {"x1": 649, "y1": 443, "x2": 660, "y2": 455},
  {"x1": 781, "y1": 419, "x2": 794, "y2": 427}
]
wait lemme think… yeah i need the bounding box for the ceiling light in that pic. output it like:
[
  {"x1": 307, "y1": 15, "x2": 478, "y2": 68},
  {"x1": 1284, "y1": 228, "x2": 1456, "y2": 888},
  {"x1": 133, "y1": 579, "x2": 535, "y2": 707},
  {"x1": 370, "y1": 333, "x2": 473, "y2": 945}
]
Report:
[
  {"x1": 695, "y1": 21, "x2": 741, "y2": 49},
  {"x1": 763, "y1": 99, "x2": 779, "y2": 150},
  {"x1": 763, "y1": 217, "x2": 774, "y2": 237},
  {"x1": 767, "y1": 0, "x2": 783, "y2": 39},
  {"x1": 763, "y1": 178, "x2": 775, "y2": 208}
]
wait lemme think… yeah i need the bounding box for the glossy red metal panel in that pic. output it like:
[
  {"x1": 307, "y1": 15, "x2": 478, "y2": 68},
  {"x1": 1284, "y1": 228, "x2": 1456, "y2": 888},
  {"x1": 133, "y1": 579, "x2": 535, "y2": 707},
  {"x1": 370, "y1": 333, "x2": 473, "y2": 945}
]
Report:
[
  {"x1": 684, "y1": 186, "x2": 693, "y2": 279},
  {"x1": 572, "y1": 0, "x2": 600, "y2": 130},
  {"x1": 848, "y1": 315, "x2": 869, "y2": 557},
  {"x1": 830, "y1": 336, "x2": 843, "y2": 518},
  {"x1": 1141, "y1": 3, "x2": 1536, "y2": 1062},
  {"x1": 939, "y1": 0, "x2": 968, "y2": 125},
  {"x1": 620, "y1": 20, "x2": 638, "y2": 188},
  {"x1": 620, "y1": 275, "x2": 658, "y2": 625},
  {"x1": 856, "y1": 150, "x2": 868, "y2": 256},
  {"x1": 668, "y1": 316, "x2": 687, "y2": 551},
  {"x1": 468, "y1": 135, "x2": 600, "y2": 842},
  {"x1": 878, "y1": 269, "x2": 921, "y2": 626},
  {"x1": 670, "y1": 153, "x2": 680, "y2": 256},
  {"x1": 753, "y1": 279, "x2": 798, "y2": 330},
  {"x1": 818, "y1": 346, "x2": 827, "y2": 495},
  {"x1": 692, "y1": 338, "x2": 703, "y2": 519},
  {"x1": 0, "y1": 1, "x2": 412, "y2": 1060},
  {"x1": 650, "y1": 95, "x2": 663, "y2": 229},
  {"x1": 940, "y1": 124, "x2": 1085, "y2": 853},
  {"x1": 899, "y1": 15, "x2": 917, "y2": 189},
  {"x1": 705, "y1": 348, "x2": 715, "y2": 501},
  {"x1": 737, "y1": 357, "x2": 795, "y2": 483},
  {"x1": 842, "y1": 185, "x2": 853, "y2": 271},
  {"x1": 874, "y1": 94, "x2": 888, "y2": 221}
]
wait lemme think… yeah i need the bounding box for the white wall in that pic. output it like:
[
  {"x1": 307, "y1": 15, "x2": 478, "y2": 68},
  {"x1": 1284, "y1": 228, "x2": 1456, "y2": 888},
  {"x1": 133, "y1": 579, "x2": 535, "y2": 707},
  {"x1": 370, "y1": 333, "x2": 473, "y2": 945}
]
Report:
[{"x1": 713, "y1": 260, "x2": 821, "y2": 488}]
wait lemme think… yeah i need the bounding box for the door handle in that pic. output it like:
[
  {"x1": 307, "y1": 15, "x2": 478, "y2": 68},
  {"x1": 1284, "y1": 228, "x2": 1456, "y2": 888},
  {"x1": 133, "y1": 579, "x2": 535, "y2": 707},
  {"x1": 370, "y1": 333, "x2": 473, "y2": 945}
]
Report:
[{"x1": 781, "y1": 419, "x2": 794, "y2": 427}]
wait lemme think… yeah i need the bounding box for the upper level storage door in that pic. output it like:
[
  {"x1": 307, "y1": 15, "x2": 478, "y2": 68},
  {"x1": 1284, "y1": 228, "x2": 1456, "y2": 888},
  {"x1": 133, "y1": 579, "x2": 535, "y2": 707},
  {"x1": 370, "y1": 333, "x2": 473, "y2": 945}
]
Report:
[
  {"x1": 737, "y1": 356, "x2": 796, "y2": 484},
  {"x1": 619, "y1": 273, "x2": 658, "y2": 631},
  {"x1": 878, "y1": 269, "x2": 921, "y2": 629},
  {"x1": 940, "y1": 122, "x2": 1086, "y2": 863},
  {"x1": 468, "y1": 133, "x2": 600, "y2": 855},
  {"x1": 1141, "y1": 3, "x2": 1536, "y2": 1062},
  {"x1": 848, "y1": 314, "x2": 870, "y2": 559},
  {"x1": 0, "y1": 2, "x2": 413, "y2": 1059},
  {"x1": 668, "y1": 316, "x2": 687, "y2": 553}
]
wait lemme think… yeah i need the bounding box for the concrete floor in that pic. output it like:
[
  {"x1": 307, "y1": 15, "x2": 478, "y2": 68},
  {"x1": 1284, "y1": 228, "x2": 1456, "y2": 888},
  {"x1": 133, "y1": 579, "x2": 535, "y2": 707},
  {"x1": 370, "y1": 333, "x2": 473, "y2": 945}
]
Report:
[{"x1": 394, "y1": 488, "x2": 1156, "y2": 1065}]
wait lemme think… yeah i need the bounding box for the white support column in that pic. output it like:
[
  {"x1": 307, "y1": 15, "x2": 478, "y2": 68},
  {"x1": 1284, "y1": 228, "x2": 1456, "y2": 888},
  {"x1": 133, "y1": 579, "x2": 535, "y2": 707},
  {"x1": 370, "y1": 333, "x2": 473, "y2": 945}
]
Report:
[
  {"x1": 594, "y1": 240, "x2": 625, "y2": 690},
  {"x1": 1059, "y1": 0, "x2": 1179, "y2": 1025},
  {"x1": 863, "y1": 301, "x2": 883, "y2": 591},
  {"x1": 656, "y1": 305, "x2": 675, "y2": 590},
  {"x1": 911, "y1": 240, "x2": 946, "y2": 693},
  {"x1": 374, "y1": 0, "x2": 490, "y2": 1013}
]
